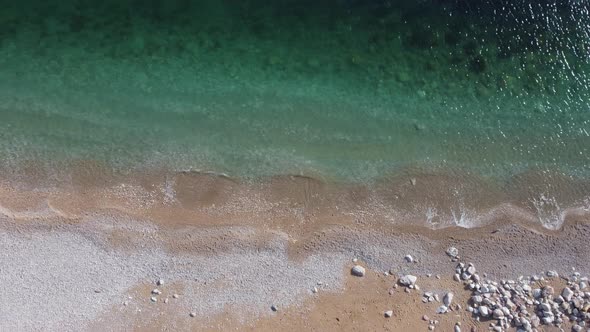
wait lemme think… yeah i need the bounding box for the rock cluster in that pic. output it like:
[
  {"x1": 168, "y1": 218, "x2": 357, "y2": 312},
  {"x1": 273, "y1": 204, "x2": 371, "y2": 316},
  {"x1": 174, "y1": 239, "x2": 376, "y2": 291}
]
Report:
[{"x1": 455, "y1": 263, "x2": 590, "y2": 331}]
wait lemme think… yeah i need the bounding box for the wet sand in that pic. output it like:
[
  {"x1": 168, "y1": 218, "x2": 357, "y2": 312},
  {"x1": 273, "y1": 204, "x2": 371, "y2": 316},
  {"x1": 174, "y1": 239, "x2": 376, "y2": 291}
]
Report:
[{"x1": 1, "y1": 168, "x2": 589, "y2": 331}]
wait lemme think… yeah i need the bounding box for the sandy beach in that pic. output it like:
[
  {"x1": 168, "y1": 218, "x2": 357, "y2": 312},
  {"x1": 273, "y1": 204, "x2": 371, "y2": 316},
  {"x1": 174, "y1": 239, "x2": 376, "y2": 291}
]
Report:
[
  {"x1": 1, "y1": 170, "x2": 589, "y2": 331},
  {"x1": 2, "y1": 1, "x2": 590, "y2": 331}
]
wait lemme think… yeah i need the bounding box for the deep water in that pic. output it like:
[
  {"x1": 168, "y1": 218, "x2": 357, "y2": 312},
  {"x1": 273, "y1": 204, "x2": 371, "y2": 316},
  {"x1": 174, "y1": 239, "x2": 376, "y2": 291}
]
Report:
[{"x1": 0, "y1": 0, "x2": 589, "y2": 182}]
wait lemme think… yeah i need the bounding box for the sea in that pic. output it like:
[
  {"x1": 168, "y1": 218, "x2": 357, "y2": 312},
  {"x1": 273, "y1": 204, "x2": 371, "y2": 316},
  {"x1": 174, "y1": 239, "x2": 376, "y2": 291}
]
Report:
[{"x1": 1, "y1": 0, "x2": 589, "y2": 228}]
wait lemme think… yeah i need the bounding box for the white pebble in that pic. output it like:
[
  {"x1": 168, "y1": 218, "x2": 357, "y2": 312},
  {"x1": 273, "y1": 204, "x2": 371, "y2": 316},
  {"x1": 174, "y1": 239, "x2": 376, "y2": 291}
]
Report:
[
  {"x1": 384, "y1": 310, "x2": 393, "y2": 318},
  {"x1": 443, "y1": 292, "x2": 454, "y2": 306},
  {"x1": 351, "y1": 265, "x2": 366, "y2": 277},
  {"x1": 399, "y1": 275, "x2": 417, "y2": 286},
  {"x1": 446, "y1": 247, "x2": 459, "y2": 258}
]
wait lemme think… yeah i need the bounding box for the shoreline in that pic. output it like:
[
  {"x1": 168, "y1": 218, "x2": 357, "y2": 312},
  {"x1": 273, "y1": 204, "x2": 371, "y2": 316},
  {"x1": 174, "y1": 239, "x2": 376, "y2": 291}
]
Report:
[
  {"x1": 1, "y1": 206, "x2": 589, "y2": 331},
  {"x1": 1, "y1": 169, "x2": 589, "y2": 330},
  {"x1": 1, "y1": 165, "x2": 589, "y2": 232}
]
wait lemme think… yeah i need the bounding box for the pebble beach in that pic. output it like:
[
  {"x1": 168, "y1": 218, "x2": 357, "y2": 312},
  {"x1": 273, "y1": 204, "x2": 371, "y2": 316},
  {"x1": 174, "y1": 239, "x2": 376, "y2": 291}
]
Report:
[
  {"x1": 1, "y1": 173, "x2": 589, "y2": 331},
  {"x1": 2, "y1": 1, "x2": 590, "y2": 331}
]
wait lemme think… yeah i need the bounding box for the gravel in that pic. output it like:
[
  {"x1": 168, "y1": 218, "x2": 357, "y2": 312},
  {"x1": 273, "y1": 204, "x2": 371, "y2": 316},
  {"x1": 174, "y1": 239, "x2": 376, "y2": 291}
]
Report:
[
  {"x1": 0, "y1": 216, "x2": 348, "y2": 331},
  {"x1": 3, "y1": 209, "x2": 590, "y2": 331}
]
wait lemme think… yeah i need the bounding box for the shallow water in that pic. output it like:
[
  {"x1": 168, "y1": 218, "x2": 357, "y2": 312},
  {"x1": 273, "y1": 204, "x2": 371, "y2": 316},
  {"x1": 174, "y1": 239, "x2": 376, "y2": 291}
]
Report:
[{"x1": 0, "y1": 1, "x2": 589, "y2": 185}]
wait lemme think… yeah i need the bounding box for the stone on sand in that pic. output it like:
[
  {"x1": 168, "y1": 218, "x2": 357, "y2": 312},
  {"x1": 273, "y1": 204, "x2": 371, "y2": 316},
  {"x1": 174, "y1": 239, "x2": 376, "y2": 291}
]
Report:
[
  {"x1": 443, "y1": 292, "x2": 454, "y2": 306},
  {"x1": 446, "y1": 247, "x2": 459, "y2": 258},
  {"x1": 399, "y1": 275, "x2": 417, "y2": 286},
  {"x1": 351, "y1": 265, "x2": 366, "y2": 277},
  {"x1": 384, "y1": 310, "x2": 393, "y2": 318}
]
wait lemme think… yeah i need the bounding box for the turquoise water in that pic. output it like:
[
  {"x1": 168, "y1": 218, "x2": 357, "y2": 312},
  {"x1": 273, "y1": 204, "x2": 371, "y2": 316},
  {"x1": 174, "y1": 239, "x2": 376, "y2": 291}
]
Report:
[{"x1": 0, "y1": 0, "x2": 589, "y2": 182}]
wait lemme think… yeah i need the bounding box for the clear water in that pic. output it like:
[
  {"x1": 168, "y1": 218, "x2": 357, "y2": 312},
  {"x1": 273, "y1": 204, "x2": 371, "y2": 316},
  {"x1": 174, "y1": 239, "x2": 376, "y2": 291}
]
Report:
[{"x1": 0, "y1": 0, "x2": 589, "y2": 182}]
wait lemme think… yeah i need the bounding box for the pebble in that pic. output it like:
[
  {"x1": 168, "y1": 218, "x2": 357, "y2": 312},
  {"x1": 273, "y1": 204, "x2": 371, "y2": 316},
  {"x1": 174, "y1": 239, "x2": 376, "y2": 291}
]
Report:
[
  {"x1": 164, "y1": 298, "x2": 169, "y2": 304},
  {"x1": 351, "y1": 265, "x2": 366, "y2": 277},
  {"x1": 454, "y1": 325, "x2": 461, "y2": 332},
  {"x1": 123, "y1": 301, "x2": 128, "y2": 306},
  {"x1": 151, "y1": 289, "x2": 161, "y2": 295},
  {"x1": 404, "y1": 255, "x2": 414, "y2": 263},
  {"x1": 422, "y1": 315, "x2": 429, "y2": 321},
  {"x1": 384, "y1": 310, "x2": 393, "y2": 318},
  {"x1": 271, "y1": 305, "x2": 278, "y2": 312},
  {"x1": 189, "y1": 312, "x2": 196, "y2": 318},
  {"x1": 436, "y1": 305, "x2": 448, "y2": 314},
  {"x1": 312, "y1": 287, "x2": 318, "y2": 294},
  {"x1": 543, "y1": 285, "x2": 555, "y2": 297},
  {"x1": 479, "y1": 306, "x2": 490, "y2": 317},
  {"x1": 156, "y1": 279, "x2": 164, "y2": 286},
  {"x1": 492, "y1": 308, "x2": 504, "y2": 319},
  {"x1": 443, "y1": 292, "x2": 454, "y2": 306},
  {"x1": 446, "y1": 247, "x2": 459, "y2": 258},
  {"x1": 428, "y1": 325, "x2": 435, "y2": 331},
  {"x1": 150, "y1": 297, "x2": 157, "y2": 302},
  {"x1": 172, "y1": 294, "x2": 179, "y2": 299},
  {"x1": 547, "y1": 270, "x2": 559, "y2": 278},
  {"x1": 562, "y1": 287, "x2": 574, "y2": 302},
  {"x1": 399, "y1": 275, "x2": 417, "y2": 286}
]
